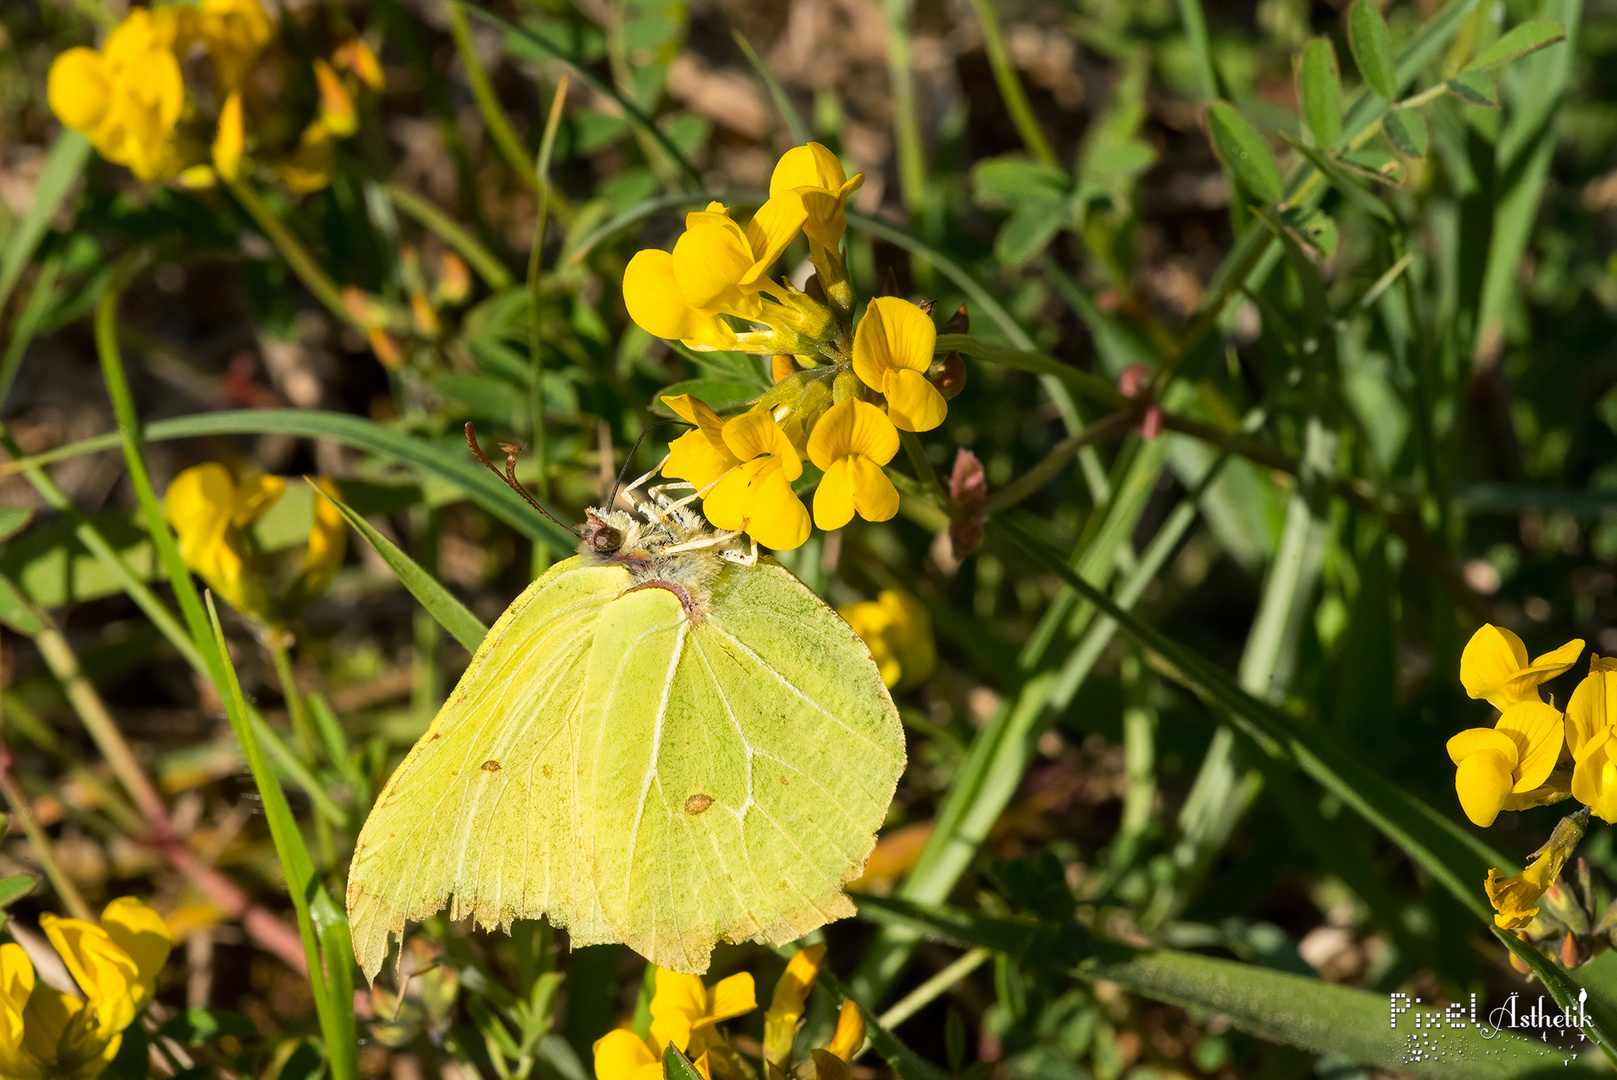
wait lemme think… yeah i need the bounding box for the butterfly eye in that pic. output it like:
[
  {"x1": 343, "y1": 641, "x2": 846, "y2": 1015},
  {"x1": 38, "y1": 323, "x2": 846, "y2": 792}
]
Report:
[{"x1": 591, "y1": 525, "x2": 623, "y2": 554}]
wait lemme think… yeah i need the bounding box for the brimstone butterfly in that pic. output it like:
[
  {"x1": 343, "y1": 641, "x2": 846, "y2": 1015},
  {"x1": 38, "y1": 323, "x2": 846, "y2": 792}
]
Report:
[{"x1": 346, "y1": 429, "x2": 906, "y2": 978}]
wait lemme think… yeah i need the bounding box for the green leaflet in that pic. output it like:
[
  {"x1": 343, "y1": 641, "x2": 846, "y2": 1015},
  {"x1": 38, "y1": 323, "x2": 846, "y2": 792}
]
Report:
[
  {"x1": 1296, "y1": 37, "x2": 1343, "y2": 148},
  {"x1": 1347, "y1": 0, "x2": 1397, "y2": 98},
  {"x1": 1206, "y1": 102, "x2": 1283, "y2": 204}
]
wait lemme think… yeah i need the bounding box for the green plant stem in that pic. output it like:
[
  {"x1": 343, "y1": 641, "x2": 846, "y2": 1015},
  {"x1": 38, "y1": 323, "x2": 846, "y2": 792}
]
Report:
[
  {"x1": 267, "y1": 634, "x2": 335, "y2": 867},
  {"x1": 874, "y1": 947, "x2": 992, "y2": 1031},
  {"x1": 448, "y1": 0, "x2": 537, "y2": 189},
  {"x1": 965, "y1": 0, "x2": 1057, "y2": 166},
  {"x1": 0, "y1": 741, "x2": 93, "y2": 921},
  {"x1": 983, "y1": 412, "x2": 1131, "y2": 513},
  {"x1": 1177, "y1": 0, "x2": 1220, "y2": 99},
  {"x1": 386, "y1": 183, "x2": 513, "y2": 289},
  {"x1": 882, "y1": 0, "x2": 929, "y2": 233},
  {"x1": 228, "y1": 180, "x2": 376, "y2": 333}
]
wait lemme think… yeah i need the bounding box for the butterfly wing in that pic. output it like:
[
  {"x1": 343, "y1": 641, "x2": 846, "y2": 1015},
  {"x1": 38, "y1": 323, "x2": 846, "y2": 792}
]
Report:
[
  {"x1": 346, "y1": 556, "x2": 630, "y2": 981},
  {"x1": 575, "y1": 558, "x2": 905, "y2": 973}
]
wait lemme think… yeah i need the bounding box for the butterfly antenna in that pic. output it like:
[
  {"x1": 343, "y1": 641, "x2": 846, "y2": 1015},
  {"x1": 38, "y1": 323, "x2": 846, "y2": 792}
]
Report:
[
  {"x1": 608, "y1": 420, "x2": 681, "y2": 509},
  {"x1": 464, "y1": 422, "x2": 580, "y2": 537}
]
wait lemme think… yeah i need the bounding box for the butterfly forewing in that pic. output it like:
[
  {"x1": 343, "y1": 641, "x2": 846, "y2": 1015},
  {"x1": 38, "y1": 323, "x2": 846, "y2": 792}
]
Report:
[
  {"x1": 346, "y1": 557, "x2": 623, "y2": 980},
  {"x1": 576, "y1": 560, "x2": 905, "y2": 973}
]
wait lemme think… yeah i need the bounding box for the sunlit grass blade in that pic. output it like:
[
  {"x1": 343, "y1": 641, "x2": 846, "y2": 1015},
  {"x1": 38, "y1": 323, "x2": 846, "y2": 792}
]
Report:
[
  {"x1": 312, "y1": 480, "x2": 488, "y2": 652},
  {"x1": 205, "y1": 593, "x2": 356, "y2": 1080},
  {"x1": 448, "y1": 0, "x2": 537, "y2": 189},
  {"x1": 732, "y1": 30, "x2": 813, "y2": 146},
  {"x1": 0, "y1": 131, "x2": 89, "y2": 315}
]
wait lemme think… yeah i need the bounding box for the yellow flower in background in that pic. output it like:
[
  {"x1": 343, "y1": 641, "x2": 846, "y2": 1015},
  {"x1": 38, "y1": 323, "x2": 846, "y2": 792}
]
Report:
[
  {"x1": 4, "y1": 898, "x2": 174, "y2": 1080},
  {"x1": 625, "y1": 250, "x2": 742, "y2": 352},
  {"x1": 47, "y1": 9, "x2": 187, "y2": 182},
  {"x1": 838, "y1": 589, "x2": 936, "y2": 690},
  {"x1": 672, "y1": 199, "x2": 805, "y2": 309},
  {"x1": 278, "y1": 119, "x2": 335, "y2": 194},
  {"x1": 851, "y1": 297, "x2": 945, "y2": 432},
  {"x1": 198, "y1": 0, "x2": 274, "y2": 92},
  {"x1": 163, "y1": 463, "x2": 346, "y2": 623},
  {"x1": 764, "y1": 944, "x2": 826, "y2": 1068},
  {"x1": 314, "y1": 59, "x2": 358, "y2": 137},
  {"x1": 333, "y1": 38, "x2": 385, "y2": 92},
  {"x1": 703, "y1": 410, "x2": 811, "y2": 551},
  {"x1": 661, "y1": 394, "x2": 741, "y2": 492},
  {"x1": 806, "y1": 398, "x2": 899, "y2": 530},
  {"x1": 212, "y1": 91, "x2": 245, "y2": 182},
  {"x1": 1459, "y1": 623, "x2": 1582, "y2": 711},
  {"x1": 593, "y1": 1028, "x2": 710, "y2": 1080},
  {"x1": 649, "y1": 968, "x2": 755, "y2": 1061},
  {"x1": 826, "y1": 999, "x2": 865, "y2": 1061},
  {"x1": 769, "y1": 143, "x2": 863, "y2": 249},
  {"x1": 1566, "y1": 656, "x2": 1617, "y2": 822},
  {"x1": 1447, "y1": 700, "x2": 1564, "y2": 828}
]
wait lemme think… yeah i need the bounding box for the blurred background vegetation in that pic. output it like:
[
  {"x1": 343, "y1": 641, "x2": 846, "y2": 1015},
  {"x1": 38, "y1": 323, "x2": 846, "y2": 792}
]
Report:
[{"x1": 1, "y1": 0, "x2": 1616, "y2": 1076}]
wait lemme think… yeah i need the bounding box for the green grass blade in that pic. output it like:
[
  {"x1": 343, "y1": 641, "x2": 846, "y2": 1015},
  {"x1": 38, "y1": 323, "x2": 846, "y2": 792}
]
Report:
[
  {"x1": 965, "y1": 0, "x2": 1058, "y2": 165},
  {"x1": 1496, "y1": 928, "x2": 1617, "y2": 1066},
  {"x1": 312, "y1": 481, "x2": 488, "y2": 651},
  {"x1": 731, "y1": 30, "x2": 813, "y2": 146},
  {"x1": 0, "y1": 132, "x2": 90, "y2": 316},
  {"x1": 204, "y1": 594, "x2": 352, "y2": 1080},
  {"x1": 448, "y1": 1, "x2": 537, "y2": 189},
  {"x1": 1175, "y1": 0, "x2": 1220, "y2": 100},
  {"x1": 0, "y1": 254, "x2": 60, "y2": 407},
  {"x1": 387, "y1": 183, "x2": 514, "y2": 289}
]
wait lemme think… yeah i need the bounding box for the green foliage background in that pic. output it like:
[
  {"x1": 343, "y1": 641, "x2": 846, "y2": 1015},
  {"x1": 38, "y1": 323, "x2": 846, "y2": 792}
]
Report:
[{"x1": 2, "y1": 0, "x2": 1617, "y2": 1077}]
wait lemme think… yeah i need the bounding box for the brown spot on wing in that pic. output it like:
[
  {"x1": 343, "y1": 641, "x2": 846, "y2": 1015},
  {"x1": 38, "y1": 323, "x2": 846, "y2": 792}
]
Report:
[
  {"x1": 622, "y1": 578, "x2": 705, "y2": 623},
  {"x1": 684, "y1": 793, "x2": 715, "y2": 815},
  {"x1": 481, "y1": 759, "x2": 501, "y2": 772}
]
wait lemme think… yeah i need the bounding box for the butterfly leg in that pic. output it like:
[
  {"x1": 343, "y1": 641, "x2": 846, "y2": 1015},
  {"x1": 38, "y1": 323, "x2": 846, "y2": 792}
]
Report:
[
  {"x1": 622, "y1": 456, "x2": 670, "y2": 499},
  {"x1": 662, "y1": 528, "x2": 742, "y2": 555},
  {"x1": 718, "y1": 538, "x2": 759, "y2": 567}
]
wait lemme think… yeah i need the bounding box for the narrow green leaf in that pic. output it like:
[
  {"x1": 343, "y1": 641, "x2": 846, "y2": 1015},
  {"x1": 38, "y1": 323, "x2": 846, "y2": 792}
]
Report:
[
  {"x1": 1494, "y1": 929, "x2": 1617, "y2": 1066},
  {"x1": 0, "y1": 508, "x2": 28, "y2": 542},
  {"x1": 731, "y1": 30, "x2": 813, "y2": 146},
  {"x1": 1282, "y1": 135, "x2": 1396, "y2": 222},
  {"x1": 1464, "y1": 17, "x2": 1566, "y2": 71},
  {"x1": 1383, "y1": 107, "x2": 1429, "y2": 158},
  {"x1": 1296, "y1": 37, "x2": 1343, "y2": 148},
  {"x1": 0, "y1": 131, "x2": 90, "y2": 315},
  {"x1": 311, "y1": 481, "x2": 487, "y2": 652},
  {"x1": 1338, "y1": 148, "x2": 1405, "y2": 185},
  {"x1": 1206, "y1": 103, "x2": 1283, "y2": 204},
  {"x1": 1347, "y1": 0, "x2": 1397, "y2": 98},
  {"x1": 0, "y1": 874, "x2": 35, "y2": 909},
  {"x1": 1446, "y1": 70, "x2": 1500, "y2": 106},
  {"x1": 0, "y1": 573, "x2": 45, "y2": 636},
  {"x1": 662, "y1": 1046, "x2": 704, "y2": 1080}
]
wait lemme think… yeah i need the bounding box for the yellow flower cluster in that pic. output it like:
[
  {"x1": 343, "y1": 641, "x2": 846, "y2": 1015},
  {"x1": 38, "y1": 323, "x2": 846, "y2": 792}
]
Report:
[
  {"x1": 0, "y1": 898, "x2": 172, "y2": 1080},
  {"x1": 625, "y1": 144, "x2": 959, "y2": 552},
  {"x1": 47, "y1": 0, "x2": 381, "y2": 191},
  {"x1": 163, "y1": 462, "x2": 346, "y2": 627},
  {"x1": 838, "y1": 589, "x2": 936, "y2": 690},
  {"x1": 593, "y1": 950, "x2": 865, "y2": 1080}
]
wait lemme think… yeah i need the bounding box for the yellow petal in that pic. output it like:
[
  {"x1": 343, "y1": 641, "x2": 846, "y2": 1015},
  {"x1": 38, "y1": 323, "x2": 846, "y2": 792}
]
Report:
[
  {"x1": 593, "y1": 1028, "x2": 659, "y2": 1080},
  {"x1": 701, "y1": 469, "x2": 751, "y2": 534},
  {"x1": 877, "y1": 589, "x2": 935, "y2": 686},
  {"x1": 212, "y1": 91, "x2": 245, "y2": 182},
  {"x1": 1501, "y1": 638, "x2": 1584, "y2": 703},
  {"x1": 0, "y1": 943, "x2": 33, "y2": 1056},
  {"x1": 705, "y1": 972, "x2": 756, "y2": 1024},
  {"x1": 97, "y1": 898, "x2": 172, "y2": 1012},
  {"x1": 853, "y1": 296, "x2": 937, "y2": 387},
  {"x1": 334, "y1": 39, "x2": 385, "y2": 92},
  {"x1": 21, "y1": 985, "x2": 83, "y2": 1064},
  {"x1": 231, "y1": 473, "x2": 286, "y2": 527},
  {"x1": 47, "y1": 48, "x2": 111, "y2": 133},
  {"x1": 1572, "y1": 738, "x2": 1617, "y2": 820},
  {"x1": 1484, "y1": 867, "x2": 1542, "y2": 930},
  {"x1": 674, "y1": 213, "x2": 756, "y2": 309},
  {"x1": 315, "y1": 58, "x2": 358, "y2": 137},
  {"x1": 1566, "y1": 667, "x2": 1615, "y2": 758},
  {"x1": 278, "y1": 120, "x2": 334, "y2": 194},
  {"x1": 827, "y1": 1000, "x2": 864, "y2": 1061},
  {"x1": 813, "y1": 459, "x2": 858, "y2": 531},
  {"x1": 847, "y1": 457, "x2": 899, "y2": 524},
  {"x1": 652, "y1": 969, "x2": 708, "y2": 1027},
  {"x1": 764, "y1": 944, "x2": 826, "y2": 1066},
  {"x1": 39, "y1": 916, "x2": 138, "y2": 1038},
  {"x1": 806, "y1": 399, "x2": 899, "y2": 470},
  {"x1": 164, "y1": 463, "x2": 235, "y2": 553},
  {"x1": 1460, "y1": 624, "x2": 1531, "y2": 708},
  {"x1": 626, "y1": 251, "x2": 731, "y2": 348},
  {"x1": 743, "y1": 459, "x2": 812, "y2": 550},
  {"x1": 1455, "y1": 748, "x2": 1515, "y2": 827},
  {"x1": 883, "y1": 368, "x2": 947, "y2": 433},
  {"x1": 1445, "y1": 726, "x2": 1517, "y2": 765},
  {"x1": 299, "y1": 477, "x2": 347, "y2": 596},
  {"x1": 1495, "y1": 700, "x2": 1564, "y2": 791},
  {"x1": 770, "y1": 143, "x2": 848, "y2": 196},
  {"x1": 722, "y1": 410, "x2": 802, "y2": 478},
  {"x1": 740, "y1": 192, "x2": 807, "y2": 285}
]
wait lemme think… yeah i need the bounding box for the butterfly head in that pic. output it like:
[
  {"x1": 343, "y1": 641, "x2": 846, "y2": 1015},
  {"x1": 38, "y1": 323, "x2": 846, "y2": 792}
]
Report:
[{"x1": 580, "y1": 510, "x2": 624, "y2": 556}]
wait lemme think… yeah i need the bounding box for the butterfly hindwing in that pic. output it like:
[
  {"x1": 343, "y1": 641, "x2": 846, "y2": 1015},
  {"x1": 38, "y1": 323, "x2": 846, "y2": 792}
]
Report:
[
  {"x1": 346, "y1": 557, "x2": 626, "y2": 980},
  {"x1": 576, "y1": 559, "x2": 905, "y2": 973}
]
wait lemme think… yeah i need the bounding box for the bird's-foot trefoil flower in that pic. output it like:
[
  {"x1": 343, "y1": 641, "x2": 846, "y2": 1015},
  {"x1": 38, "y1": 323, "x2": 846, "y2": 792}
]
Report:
[
  {"x1": 703, "y1": 411, "x2": 811, "y2": 551},
  {"x1": 1566, "y1": 656, "x2": 1617, "y2": 822},
  {"x1": 769, "y1": 143, "x2": 864, "y2": 319},
  {"x1": 851, "y1": 296, "x2": 947, "y2": 432},
  {"x1": 763, "y1": 944, "x2": 826, "y2": 1068},
  {"x1": 1460, "y1": 623, "x2": 1583, "y2": 711},
  {"x1": 1485, "y1": 808, "x2": 1589, "y2": 930},
  {"x1": 1447, "y1": 700, "x2": 1564, "y2": 828},
  {"x1": 661, "y1": 395, "x2": 742, "y2": 492},
  {"x1": 839, "y1": 589, "x2": 937, "y2": 690},
  {"x1": 807, "y1": 398, "x2": 899, "y2": 530}
]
